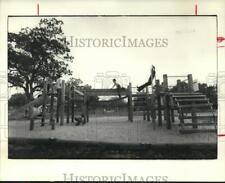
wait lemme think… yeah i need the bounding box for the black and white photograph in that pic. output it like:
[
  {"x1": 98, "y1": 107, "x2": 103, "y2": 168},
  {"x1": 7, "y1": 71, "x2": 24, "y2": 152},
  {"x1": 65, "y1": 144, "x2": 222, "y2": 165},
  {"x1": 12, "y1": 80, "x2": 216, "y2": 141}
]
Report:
[
  {"x1": 8, "y1": 15, "x2": 218, "y2": 159},
  {"x1": 1, "y1": 0, "x2": 225, "y2": 182}
]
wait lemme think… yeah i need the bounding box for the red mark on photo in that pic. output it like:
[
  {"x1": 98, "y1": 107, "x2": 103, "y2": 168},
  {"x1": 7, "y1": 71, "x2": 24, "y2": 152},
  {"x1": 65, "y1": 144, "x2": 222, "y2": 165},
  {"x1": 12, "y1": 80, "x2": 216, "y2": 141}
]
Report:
[
  {"x1": 195, "y1": 4, "x2": 198, "y2": 16},
  {"x1": 37, "y1": 3, "x2": 39, "y2": 16},
  {"x1": 217, "y1": 36, "x2": 225, "y2": 43},
  {"x1": 218, "y1": 134, "x2": 225, "y2": 137},
  {"x1": 217, "y1": 36, "x2": 225, "y2": 48}
]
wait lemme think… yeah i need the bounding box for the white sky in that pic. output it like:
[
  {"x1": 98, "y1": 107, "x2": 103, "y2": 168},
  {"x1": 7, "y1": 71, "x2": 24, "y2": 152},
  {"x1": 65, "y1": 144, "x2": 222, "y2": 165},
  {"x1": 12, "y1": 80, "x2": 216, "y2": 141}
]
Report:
[{"x1": 8, "y1": 16, "x2": 217, "y2": 89}]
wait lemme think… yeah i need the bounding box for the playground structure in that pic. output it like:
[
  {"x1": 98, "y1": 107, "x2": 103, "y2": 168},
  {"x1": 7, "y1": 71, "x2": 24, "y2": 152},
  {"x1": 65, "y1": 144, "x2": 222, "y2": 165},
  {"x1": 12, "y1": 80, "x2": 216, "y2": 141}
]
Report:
[
  {"x1": 28, "y1": 73, "x2": 217, "y2": 134},
  {"x1": 28, "y1": 80, "x2": 133, "y2": 130},
  {"x1": 152, "y1": 74, "x2": 217, "y2": 133}
]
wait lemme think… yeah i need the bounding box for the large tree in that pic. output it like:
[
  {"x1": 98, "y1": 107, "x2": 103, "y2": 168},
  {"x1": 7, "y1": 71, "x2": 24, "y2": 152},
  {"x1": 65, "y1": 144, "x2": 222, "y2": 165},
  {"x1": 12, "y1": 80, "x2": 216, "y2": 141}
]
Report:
[{"x1": 8, "y1": 18, "x2": 73, "y2": 100}]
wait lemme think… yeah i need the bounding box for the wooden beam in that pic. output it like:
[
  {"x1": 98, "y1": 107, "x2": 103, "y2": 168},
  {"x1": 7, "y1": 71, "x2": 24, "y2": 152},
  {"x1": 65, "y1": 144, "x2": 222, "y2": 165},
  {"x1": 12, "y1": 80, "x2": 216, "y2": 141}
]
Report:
[
  {"x1": 74, "y1": 88, "x2": 84, "y2": 96},
  {"x1": 83, "y1": 89, "x2": 128, "y2": 96}
]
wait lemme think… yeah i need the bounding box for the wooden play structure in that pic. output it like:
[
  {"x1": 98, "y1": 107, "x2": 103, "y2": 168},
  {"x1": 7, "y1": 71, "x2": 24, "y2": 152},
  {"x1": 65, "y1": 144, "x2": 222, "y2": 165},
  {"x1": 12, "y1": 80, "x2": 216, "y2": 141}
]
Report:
[
  {"x1": 28, "y1": 73, "x2": 217, "y2": 134},
  {"x1": 28, "y1": 80, "x2": 133, "y2": 130},
  {"x1": 29, "y1": 79, "x2": 86, "y2": 130},
  {"x1": 137, "y1": 74, "x2": 217, "y2": 134},
  {"x1": 81, "y1": 83, "x2": 133, "y2": 122}
]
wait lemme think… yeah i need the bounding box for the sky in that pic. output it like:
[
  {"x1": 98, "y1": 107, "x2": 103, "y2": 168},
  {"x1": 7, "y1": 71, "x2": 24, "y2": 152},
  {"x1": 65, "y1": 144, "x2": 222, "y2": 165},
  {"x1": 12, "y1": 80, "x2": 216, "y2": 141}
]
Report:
[{"x1": 8, "y1": 16, "x2": 217, "y2": 92}]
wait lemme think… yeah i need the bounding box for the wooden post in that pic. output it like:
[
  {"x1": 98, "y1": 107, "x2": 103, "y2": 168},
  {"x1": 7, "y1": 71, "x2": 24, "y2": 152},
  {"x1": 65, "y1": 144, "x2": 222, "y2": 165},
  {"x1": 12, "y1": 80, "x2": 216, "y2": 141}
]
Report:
[
  {"x1": 143, "y1": 90, "x2": 146, "y2": 120},
  {"x1": 66, "y1": 84, "x2": 71, "y2": 124},
  {"x1": 187, "y1": 74, "x2": 194, "y2": 92},
  {"x1": 188, "y1": 74, "x2": 198, "y2": 128},
  {"x1": 83, "y1": 92, "x2": 88, "y2": 123},
  {"x1": 56, "y1": 88, "x2": 61, "y2": 123},
  {"x1": 71, "y1": 86, "x2": 75, "y2": 123},
  {"x1": 177, "y1": 79, "x2": 181, "y2": 92},
  {"x1": 150, "y1": 94, "x2": 156, "y2": 129},
  {"x1": 29, "y1": 105, "x2": 34, "y2": 131},
  {"x1": 171, "y1": 104, "x2": 175, "y2": 123},
  {"x1": 156, "y1": 80, "x2": 162, "y2": 126},
  {"x1": 157, "y1": 95, "x2": 162, "y2": 126},
  {"x1": 128, "y1": 83, "x2": 133, "y2": 122},
  {"x1": 145, "y1": 87, "x2": 150, "y2": 121},
  {"x1": 166, "y1": 94, "x2": 171, "y2": 129},
  {"x1": 163, "y1": 74, "x2": 168, "y2": 92},
  {"x1": 163, "y1": 74, "x2": 168, "y2": 121},
  {"x1": 41, "y1": 81, "x2": 48, "y2": 126},
  {"x1": 170, "y1": 93, "x2": 175, "y2": 123},
  {"x1": 49, "y1": 82, "x2": 55, "y2": 130},
  {"x1": 60, "y1": 80, "x2": 65, "y2": 126}
]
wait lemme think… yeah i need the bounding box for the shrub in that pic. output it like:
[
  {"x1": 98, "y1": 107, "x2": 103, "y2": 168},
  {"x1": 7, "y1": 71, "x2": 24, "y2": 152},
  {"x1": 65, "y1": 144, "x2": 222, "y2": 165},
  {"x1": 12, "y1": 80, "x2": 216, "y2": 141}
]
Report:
[{"x1": 8, "y1": 93, "x2": 28, "y2": 107}]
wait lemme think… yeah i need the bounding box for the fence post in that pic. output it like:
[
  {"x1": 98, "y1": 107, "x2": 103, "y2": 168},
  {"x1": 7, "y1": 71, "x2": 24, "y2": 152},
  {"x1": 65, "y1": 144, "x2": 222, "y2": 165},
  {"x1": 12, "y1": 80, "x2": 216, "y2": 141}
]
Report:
[
  {"x1": 41, "y1": 81, "x2": 48, "y2": 126},
  {"x1": 60, "y1": 80, "x2": 65, "y2": 126},
  {"x1": 128, "y1": 83, "x2": 133, "y2": 122}
]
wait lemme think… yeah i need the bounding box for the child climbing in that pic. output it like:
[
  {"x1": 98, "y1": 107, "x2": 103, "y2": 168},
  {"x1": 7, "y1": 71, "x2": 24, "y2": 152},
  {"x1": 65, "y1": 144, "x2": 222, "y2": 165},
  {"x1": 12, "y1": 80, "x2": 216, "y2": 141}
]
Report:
[
  {"x1": 137, "y1": 65, "x2": 156, "y2": 92},
  {"x1": 112, "y1": 78, "x2": 122, "y2": 99}
]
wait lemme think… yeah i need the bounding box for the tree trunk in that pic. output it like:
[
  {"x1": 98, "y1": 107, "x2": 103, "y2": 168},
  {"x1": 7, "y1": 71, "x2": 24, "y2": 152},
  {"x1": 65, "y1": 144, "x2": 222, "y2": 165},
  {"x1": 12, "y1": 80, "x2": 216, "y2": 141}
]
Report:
[{"x1": 24, "y1": 81, "x2": 34, "y2": 101}]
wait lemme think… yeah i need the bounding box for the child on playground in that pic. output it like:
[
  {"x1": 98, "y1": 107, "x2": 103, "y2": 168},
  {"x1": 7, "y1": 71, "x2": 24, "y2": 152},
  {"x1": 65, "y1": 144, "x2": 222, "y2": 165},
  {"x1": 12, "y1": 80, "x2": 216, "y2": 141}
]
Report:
[
  {"x1": 112, "y1": 79, "x2": 122, "y2": 99},
  {"x1": 137, "y1": 65, "x2": 156, "y2": 92}
]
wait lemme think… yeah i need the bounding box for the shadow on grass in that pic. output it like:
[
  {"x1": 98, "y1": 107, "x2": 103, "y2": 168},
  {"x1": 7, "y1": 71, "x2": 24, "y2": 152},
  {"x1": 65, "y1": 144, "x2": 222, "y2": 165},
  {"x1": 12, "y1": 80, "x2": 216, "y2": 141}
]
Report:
[{"x1": 8, "y1": 138, "x2": 217, "y2": 159}]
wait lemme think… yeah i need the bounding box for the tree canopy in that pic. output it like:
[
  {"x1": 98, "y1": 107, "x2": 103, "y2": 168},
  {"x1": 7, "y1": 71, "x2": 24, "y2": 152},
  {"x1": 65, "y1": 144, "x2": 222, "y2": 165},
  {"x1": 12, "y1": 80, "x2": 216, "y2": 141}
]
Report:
[{"x1": 8, "y1": 18, "x2": 74, "y2": 100}]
